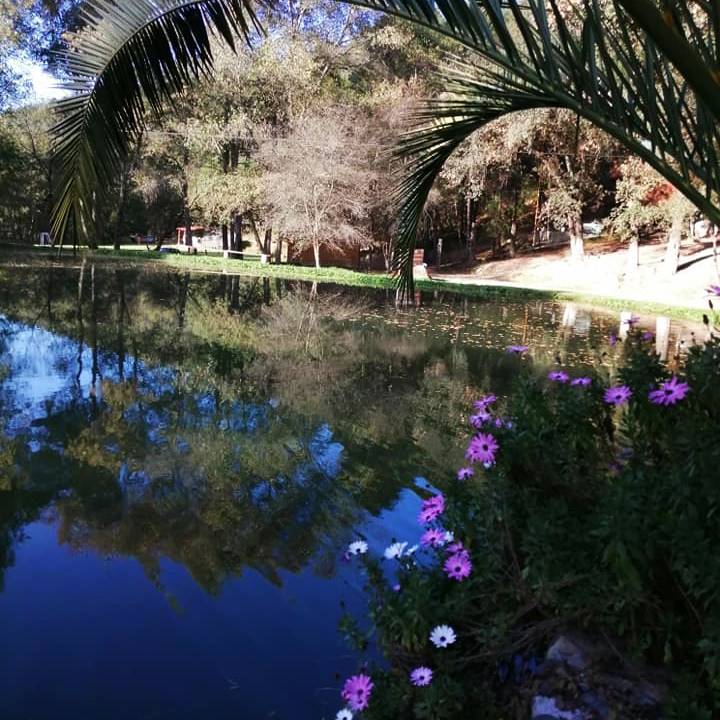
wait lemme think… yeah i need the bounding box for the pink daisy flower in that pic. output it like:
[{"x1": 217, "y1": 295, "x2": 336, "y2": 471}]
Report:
[
  {"x1": 341, "y1": 674, "x2": 374, "y2": 712},
  {"x1": 548, "y1": 370, "x2": 569, "y2": 383},
  {"x1": 473, "y1": 394, "x2": 497, "y2": 408},
  {"x1": 417, "y1": 494, "x2": 445, "y2": 524},
  {"x1": 648, "y1": 376, "x2": 690, "y2": 406},
  {"x1": 570, "y1": 377, "x2": 592, "y2": 387},
  {"x1": 604, "y1": 385, "x2": 632, "y2": 406},
  {"x1": 410, "y1": 667, "x2": 433, "y2": 687},
  {"x1": 446, "y1": 541, "x2": 465, "y2": 554},
  {"x1": 466, "y1": 433, "x2": 499, "y2": 464},
  {"x1": 457, "y1": 467, "x2": 474, "y2": 481},
  {"x1": 444, "y1": 552, "x2": 472, "y2": 581},
  {"x1": 469, "y1": 409, "x2": 491, "y2": 428},
  {"x1": 421, "y1": 528, "x2": 446, "y2": 547}
]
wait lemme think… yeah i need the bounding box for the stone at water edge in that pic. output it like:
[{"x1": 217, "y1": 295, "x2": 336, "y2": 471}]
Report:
[
  {"x1": 531, "y1": 696, "x2": 588, "y2": 720},
  {"x1": 545, "y1": 635, "x2": 593, "y2": 671}
]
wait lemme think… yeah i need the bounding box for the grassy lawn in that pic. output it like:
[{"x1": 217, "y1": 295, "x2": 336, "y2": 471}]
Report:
[{"x1": 0, "y1": 243, "x2": 707, "y2": 323}]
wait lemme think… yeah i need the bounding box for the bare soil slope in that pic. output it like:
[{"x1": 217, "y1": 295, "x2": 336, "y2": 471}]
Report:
[{"x1": 433, "y1": 236, "x2": 719, "y2": 309}]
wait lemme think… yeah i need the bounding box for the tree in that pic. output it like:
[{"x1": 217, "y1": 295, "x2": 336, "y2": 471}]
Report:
[
  {"x1": 0, "y1": 104, "x2": 53, "y2": 242},
  {"x1": 259, "y1": 108, "x2": 373, "y2": 267},
  {"x1": 610, "y1": 158, "x2": 696, "y2": 275},
  {"x1": 1, "y1": 0, "x2": 81, "y2": 110},
  {"x1": 49, "y1": 0, "x2": 720, "y2": 291}
]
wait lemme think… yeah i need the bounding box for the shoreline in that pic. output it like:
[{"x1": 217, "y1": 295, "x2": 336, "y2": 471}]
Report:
[{"x1": 0, "y1": 244, "x2": 709, "y2": 323}]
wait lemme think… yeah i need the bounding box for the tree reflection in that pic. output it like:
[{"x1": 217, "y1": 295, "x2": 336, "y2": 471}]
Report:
[{"x1": 0, "y1": 265, "x2": 693, "y2": 599}]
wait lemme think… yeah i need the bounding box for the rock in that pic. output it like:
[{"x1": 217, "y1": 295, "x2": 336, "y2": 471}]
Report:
[
  {"x1": 546, "y1": 635, "x2": 593, "y2": 671},
  {"x1": 532, "y1": 696, "x2": 588, "y2": 719},
  {"x1": 529, "y1": 632, "x2": 668, "y2": 720}
]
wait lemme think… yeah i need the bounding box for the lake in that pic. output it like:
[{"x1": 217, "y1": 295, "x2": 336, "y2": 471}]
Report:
[{"x1": 0, "y1": 264, "x2": 699, "y2": 719}]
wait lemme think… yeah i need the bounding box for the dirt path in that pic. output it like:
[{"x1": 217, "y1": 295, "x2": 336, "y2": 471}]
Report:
[{"x1": 431, "y1": 237, "x2": 720, "y2": 310}]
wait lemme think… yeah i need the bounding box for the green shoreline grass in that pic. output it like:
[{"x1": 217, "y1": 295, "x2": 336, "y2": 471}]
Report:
[{"x1": 0, "y1": 244, "x2": 706, "y2": 323}]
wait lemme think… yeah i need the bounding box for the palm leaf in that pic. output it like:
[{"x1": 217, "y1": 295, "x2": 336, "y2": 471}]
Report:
[{"x1": 51, "y1": 0, "x2": 263, "y2": 247}]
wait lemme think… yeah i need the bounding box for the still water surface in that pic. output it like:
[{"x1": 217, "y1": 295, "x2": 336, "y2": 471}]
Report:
[{"x1": 0, "y1": 265, "x2": 698, "y2": 719}]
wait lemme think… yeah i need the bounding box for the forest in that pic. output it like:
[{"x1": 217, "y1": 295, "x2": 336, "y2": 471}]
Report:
[{"x1": 0, "y1": 0, "x2": 701, "y2": 273}]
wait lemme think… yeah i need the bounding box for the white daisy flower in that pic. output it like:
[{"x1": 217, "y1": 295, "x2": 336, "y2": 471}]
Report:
[
  {"x1": 336, "y1": 709, "x2": 353, "y2": 720},
  {"x1": 443, "y1": 531, "x2": 454, "y2": 543},
  {"x1": 347, "y1": 540, "x2": 368, "y2": 556},
  {"x1": 384, "y1": 542, "x2": 408, "y2": 559},
  {"x1": 405, "y1": 544, "x2": 419, "y2": 556},
  {"x1": 430, "y1": 624, "x2": 457, "y2": 648}
]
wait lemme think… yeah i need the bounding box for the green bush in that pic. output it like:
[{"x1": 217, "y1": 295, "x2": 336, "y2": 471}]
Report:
[{"x1": 337, "y1": 327, "x2": 720, "y2": 719}]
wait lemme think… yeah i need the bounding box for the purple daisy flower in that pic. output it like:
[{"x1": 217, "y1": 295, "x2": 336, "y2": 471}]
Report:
[
  {"x1": 410, "y1": 667, "x2": 433, "y2": 687},
  {"x1": 474, "y1": 394, "x2": 497, "y2": 408},
  {"x1": 469, "y1": 409, "x2": 491, "y2": 428},
  {"x1": 548, "y1": 370, "x2": 569, "y2": 383},
  {"x1": 570, "y1": 377, "x2": 592, "y2": 387},
  {"x1": 444, "y1": 552, "x2": 472, "y2": 581},
  {"x1": 506, "y1": 345, "x2": 529, "y2": 354},
  {"x1": 446, "y1": 541, "x2": 465, "y2": 554},
  {"x1": 707, "y1": 284, "x2": 720, "y2": 296},
  {"x1": 604, "y1": 385, "x2": 632, "y2": 406},
  {"x1": 648, "y1": 376, "x2": 690, "y2": 406},
  {"x1": 417, "y1": 494, "x2": 445, "y2": 524},
  {"x1": 609, "y1": 333, "x2": 618, "y2": 346},
  {"x1": 457, "y1": 466, "x2": 474, "y2": 481},
  {"x1": 641, "y1": 331, "x2": 654, "y2": 342},
  {"x1": 341, "y1": 674, "x2": 374, "y2": 712},
  {"x1": 392, "y1": 583, "x2": 401, "y2": 593},
  {"x1": 421, "y1": 528, "x2": 447, "y2": 547},
  {"x1": 466, "y1": 433, "x2": 499, "y2": 464}
]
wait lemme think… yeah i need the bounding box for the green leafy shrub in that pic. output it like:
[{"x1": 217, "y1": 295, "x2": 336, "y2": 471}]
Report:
[{"x1": 337, "y1": 326, "x2": 720, "y2": 719}]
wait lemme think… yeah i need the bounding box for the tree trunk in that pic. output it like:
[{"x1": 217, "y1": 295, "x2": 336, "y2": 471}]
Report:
[
  {"x1": 469, "y1": 204, "x2": 477, "y2": 257},
  {"x1": 457, "y1": 198, "x2": 464, "y2": 247},
  {"x1": 465, "y1": 196, "x2": 472, "y2": 257},
  {"x1": 507, "y1": 174, "x2": 521, "y2": 258},
  {"x1": 569, "y1": 215, "x2": 584, "y2": 260},
  {"x1": 312, "y1": 238, "x2": 321, "y2": 268},
  {"x1": 249, "y1": 214, "x2": 262, "y2": 249},
  {"x1": 233, "y1": 214, "x2": 243, "y2": 253},
  {"x1": 382, "y1": 241, "x2": 393, "y2": 272},
  {"x1": 275, "y1": 234, "x2": 283, "y2": 264},
  {"x1": 181, "y1": 138, "x2": 192, "y2": 247},
  {"x1": 493, "y1": 191, "x2": 503, "y2": 257},
  {"x1": 664, "y1": 215, "x2": 683, "y2": 274},
  {"x1": 532, "y1": 181, "x2": 542, "y2": 247},
  {"x1": 113, "y1": 134, "x2": 142, "y2": 251},
  {"x1": 113, "y1": 170, "x2": 129, "y2": 251},
  {"x1": 263, "y1": 227, "x2": 272, "y2": 256},
  {"x1": 627, "y1": 235, "x2": 639, "y2": 273},
  {"x1": 221, "y1": 224, "x2": 228, "y2": 251},
  {"x1": 508, "y1": 221, "x2": 517, "y2": 258}
]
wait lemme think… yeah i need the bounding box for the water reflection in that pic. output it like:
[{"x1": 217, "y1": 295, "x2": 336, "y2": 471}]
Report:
[{"x1": 0, "y1": 264, "x2": 702, "y2": 719}]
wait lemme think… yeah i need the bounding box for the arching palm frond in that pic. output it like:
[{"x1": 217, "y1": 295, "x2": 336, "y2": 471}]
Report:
[
  {"x1": 614, "y1": 0, "x2": 720, "y2": 123},
  {"x1": 51, "y1": 0, "x2": 264, "y2": 246},
  {"x1": 50, "y1": 0, "x2": 720, "y2": 292},
  {"x1": 392, "y1": 66, "x2": 553, "y2": 292}
]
